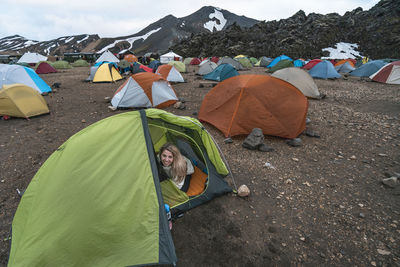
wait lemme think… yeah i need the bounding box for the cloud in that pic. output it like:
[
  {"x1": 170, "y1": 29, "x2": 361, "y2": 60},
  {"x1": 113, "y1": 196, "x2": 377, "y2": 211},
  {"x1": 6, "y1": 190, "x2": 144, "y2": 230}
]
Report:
[{"x1": 0, "y1": 0, "x2": 381, "y2": 41}]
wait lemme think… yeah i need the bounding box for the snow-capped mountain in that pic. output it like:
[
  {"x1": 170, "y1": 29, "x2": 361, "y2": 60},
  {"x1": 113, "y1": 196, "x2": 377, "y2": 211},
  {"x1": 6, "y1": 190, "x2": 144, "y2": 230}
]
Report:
[{"x1": 0, "y1": 6, "x2": 258, "y2": 56}]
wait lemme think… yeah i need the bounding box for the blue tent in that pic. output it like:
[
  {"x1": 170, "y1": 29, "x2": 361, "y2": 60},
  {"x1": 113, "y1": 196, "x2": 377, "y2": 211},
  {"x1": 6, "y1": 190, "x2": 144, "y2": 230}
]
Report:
[
  {"x1": 203, "y1": 64, "x2": 239, "y2": 82},
  {"x1": 350, "y1": 60, "x2": 386, "y2": 77},
  {"x1": 149, "y1": 60, "x2": 161, "y2": 72},
  {"x1": 293, "y1": 59, "x2": 305, "y2": 67},
  {"x1": 309, "y1": 61, "x2": 341, "y2": 79},
  {"x1": 0, "y1": 64, "x2": 51, "y2": 94},
  {"x1": 267, "y1": 55, "x2": 293, "y2": 68},
  {"x1": 335, "y1": 61, "x2": 355, "y2": 73}
]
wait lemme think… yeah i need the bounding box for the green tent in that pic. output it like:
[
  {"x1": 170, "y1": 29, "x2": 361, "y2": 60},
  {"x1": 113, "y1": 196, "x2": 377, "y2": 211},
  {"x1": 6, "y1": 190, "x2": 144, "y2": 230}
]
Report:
[
  {"x1": 51, "y1": 60, "x2": 72, "y2": 69},
  {"x1": 8, "y1": 108, "x2": 232, "y2": 266},
  {"x1": 236, "y1": 57, "x2": 252, "y2": 69},
  {"x1": 268, "y1": 59, "x2": 294, "y2": 73},
  {"x1": 167, "y1": 61, "x2": 186, "y2": 72},
  {"x1": 249, "y1": 57, "x2": 258, "y2": 65},
  {"x1": 72, "y1": 59, "x2": 90, "y2": 67}
]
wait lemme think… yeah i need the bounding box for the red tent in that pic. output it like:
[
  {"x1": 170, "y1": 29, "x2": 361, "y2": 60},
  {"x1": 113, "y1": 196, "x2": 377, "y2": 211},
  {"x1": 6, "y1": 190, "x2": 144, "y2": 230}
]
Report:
[
  {"x1": 303, "y1": 59, "x2": 322, "y2": 70},
  {"x1": 35, "y1": 62, "x2": 57, "y2": 74},
  {"x1": 211, "y1": 56, "x2": 219, "y2": 63},
  {"x1": 139, "y1": 64, "x2": 154, "y2": 73},
  {"x1": 190, "y1": 58, "x2": 201, "y2": 65}
]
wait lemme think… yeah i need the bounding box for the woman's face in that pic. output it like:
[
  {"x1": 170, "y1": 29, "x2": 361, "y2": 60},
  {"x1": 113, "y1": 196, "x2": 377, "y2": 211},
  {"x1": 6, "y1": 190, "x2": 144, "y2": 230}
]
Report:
[{"x1": 160, "y1": 149, "x2": 173, "y2": 167}]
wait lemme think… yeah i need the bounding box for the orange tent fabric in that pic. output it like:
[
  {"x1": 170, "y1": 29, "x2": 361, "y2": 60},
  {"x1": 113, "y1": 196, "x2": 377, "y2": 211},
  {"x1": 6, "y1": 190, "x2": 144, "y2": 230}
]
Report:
[
  {"x1": 156, "y1": 64, "x2": 173, "y2": 79},
  {"x1": 198, "y1": 75, "x2": 308, "y2": 138},
  {"x1": 114, "y1": 72, "x2": 177, "y2": 108},
  {"x1": 124, "y1": 54, "x2": 138, "y2": 63},
  {"x1": 335, "y1": 59, "x2": 355, "y2": 67}
]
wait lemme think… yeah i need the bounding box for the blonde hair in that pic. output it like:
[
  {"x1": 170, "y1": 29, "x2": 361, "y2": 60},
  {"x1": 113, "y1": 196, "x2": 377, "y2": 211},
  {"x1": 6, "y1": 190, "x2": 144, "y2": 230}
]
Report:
[{"x1": 160, "y1": 143, "x2": 187, "y2": 183}]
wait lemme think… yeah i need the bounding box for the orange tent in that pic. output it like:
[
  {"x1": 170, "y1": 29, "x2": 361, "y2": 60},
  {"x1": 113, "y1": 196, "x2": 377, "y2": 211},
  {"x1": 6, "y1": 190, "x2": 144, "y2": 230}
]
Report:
[
  {"x1": 111, "y1": 72, "x2": 178, "y2": 109},
  {"x1": 124, "y1": 54, "x2": 138, "y2": 63},
  {"x1": 335, "y1": 59, "x2": 355, "y2": 67},
  {"x1": 198, "y1": 75, "x2": 308, "y2": 138}
]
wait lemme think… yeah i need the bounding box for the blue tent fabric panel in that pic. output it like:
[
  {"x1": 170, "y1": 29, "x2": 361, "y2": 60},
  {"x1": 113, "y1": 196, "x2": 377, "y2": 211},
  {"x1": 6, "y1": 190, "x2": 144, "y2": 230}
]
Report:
[
  {"x1": 203, "y1": 64, "x2": 239, "y2": 81},
  {"x1": 309, "y1": 61, "x2": 341, "y2": 79},
  {"x1": 294, "y1": 59, "x2": 305, "y2": 67},
  {"x1": 24, "y1": 67, "x2": 52, "y2": 93},
  {"x1": 350, "y1": 60, "x2": 386, "y2": 77},
  {"x1": 267, "y1": 55, "x2": 293, "y2": 68}
]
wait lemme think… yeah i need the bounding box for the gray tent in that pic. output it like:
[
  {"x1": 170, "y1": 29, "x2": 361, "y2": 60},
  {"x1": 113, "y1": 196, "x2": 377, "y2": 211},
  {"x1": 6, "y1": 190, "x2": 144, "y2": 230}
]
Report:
[
  {"x1": 272, "y1": 67, "x2": 321, "y2": 99},
  {"x1": 350, "y1": 60, "x2": 386, "y2": 77},
  {"x1": 86, "y1": 66, "x2": 99, "y2": 81},
  {"x1": 198, "y1": 60, "x2": 217, "y2": 75},
  {"x1": 217, "y1": 57, "x2": 243, "y2": 70}
]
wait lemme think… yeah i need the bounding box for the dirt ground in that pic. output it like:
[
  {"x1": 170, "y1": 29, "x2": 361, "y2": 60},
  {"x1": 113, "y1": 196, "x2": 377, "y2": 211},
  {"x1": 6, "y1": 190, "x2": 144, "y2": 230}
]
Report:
[{"x1": 1, "y1": 65, "x2": 399, "y2": 266}]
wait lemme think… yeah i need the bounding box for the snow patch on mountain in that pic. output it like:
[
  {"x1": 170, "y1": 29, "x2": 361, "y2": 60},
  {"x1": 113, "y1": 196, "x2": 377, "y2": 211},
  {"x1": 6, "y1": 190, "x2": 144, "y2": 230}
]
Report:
[
  {"x1": 77, "y1": 35, "x2": 89, "y2": 44},
  {"x1": 98, "y1": 27, "x2": 162, "y2": 53},
  {"x1": 322, "y1": 42, "x2": 362, "y2": 59},
  {"x1": 203, "y1": 8, "x2": 227, "y2": 32}
]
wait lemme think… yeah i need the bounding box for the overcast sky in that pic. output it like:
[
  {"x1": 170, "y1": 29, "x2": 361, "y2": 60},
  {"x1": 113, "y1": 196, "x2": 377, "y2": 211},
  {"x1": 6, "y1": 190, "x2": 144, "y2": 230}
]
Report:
[{"x1": 1, "y1": 0, "x2": 380, "y2": 41}]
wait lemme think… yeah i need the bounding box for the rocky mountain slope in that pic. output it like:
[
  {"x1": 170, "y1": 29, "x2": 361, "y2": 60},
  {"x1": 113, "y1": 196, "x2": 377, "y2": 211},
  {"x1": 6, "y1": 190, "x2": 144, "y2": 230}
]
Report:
[
  {"x1": 170, "y1": 0, "x2": 400, "y2": 59},
  {"x1": 0, "y1": 6, "x2": 258, "y2": 57}
]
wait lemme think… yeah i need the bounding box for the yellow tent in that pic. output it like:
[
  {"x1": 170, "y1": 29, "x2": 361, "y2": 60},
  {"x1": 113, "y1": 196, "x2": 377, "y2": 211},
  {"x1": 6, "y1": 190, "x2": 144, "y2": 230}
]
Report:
[
  {"x1": 167, "y1": 61, "x2": 186, "y2": 73},
  {"x1": 93, "y1": 63, "x2": 123, "y2": 83},
  {"x1": 0, "y1": 84, "x2": 49, "y2": 118},
  {"x1": 234, "y1": 55, "x2": 247, "y2": 59}
]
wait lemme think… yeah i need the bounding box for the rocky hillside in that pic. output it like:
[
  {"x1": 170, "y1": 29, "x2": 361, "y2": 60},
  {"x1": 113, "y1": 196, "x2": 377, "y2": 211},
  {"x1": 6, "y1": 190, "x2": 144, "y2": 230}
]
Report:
[{"x1": 170, "y1": 0, "x2": 400, "y2": 59}]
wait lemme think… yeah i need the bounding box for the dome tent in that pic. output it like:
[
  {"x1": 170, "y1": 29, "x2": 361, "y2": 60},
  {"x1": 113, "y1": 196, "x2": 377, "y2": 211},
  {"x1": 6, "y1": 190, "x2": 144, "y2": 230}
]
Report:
[
  {"x1": 35, "y1": 62, "x2": 57, "y2": 74},
  {"x1": 111, "y1": 72, "x2": 178, "y2": 108},
  {"x1": 199, "y1": 74, "x2": 308, "y2": 138},
  {"x1": 8, "y1": 108, "x2": 232, "y2": 266},
  {"x1": 309, "y1": 61, "x2": 341, "y2": 79},
  {"x1": 272, "y1": 67, "x2": 321, "y2": 99},
  {"x1": 156, "y1": 65, "x2": 184, "y2": 83},
  {"x1": 96, "y1": 50, "x2": 120, "y2": 63},
  {"x1": 349, "y1": 60, "x2": 386, "y2": 77},
  {"x1": 203, "y1": 64, "x2": 239, "y2": 82},
  {"x1": 0, "y1": 64, "x2": 51, "y2": 94},
  {"x1": 370, "y1": 61, "x2": 400, "y2": 84},
  {"x1": 0, "y1": 84, "x2": 49, "y2": 118}
]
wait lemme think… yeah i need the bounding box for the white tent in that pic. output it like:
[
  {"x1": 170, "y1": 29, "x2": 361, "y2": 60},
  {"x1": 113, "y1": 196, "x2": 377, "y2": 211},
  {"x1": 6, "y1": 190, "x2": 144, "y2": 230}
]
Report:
[
  {"x1": 272, "y1": 67, "x2": 321, "y2": 99},
  {"x1": 96, "y1": 50, "x2": 120, "y2": 63},
  {"x1": 111, "y1": 73, "x2": 177, "y2": 108},
  {"x1": 17, "y1": 52, "x2": 47, "y2": 64},
  {"x1": 156, "y1": 65, "x2": 184, "y2": 83},
  {"x1": 198, "y1": 60, "x2": 217, "y2": 75},
  {"x1": 160, "y1": 52, "x2": 182, "y2": 64}
]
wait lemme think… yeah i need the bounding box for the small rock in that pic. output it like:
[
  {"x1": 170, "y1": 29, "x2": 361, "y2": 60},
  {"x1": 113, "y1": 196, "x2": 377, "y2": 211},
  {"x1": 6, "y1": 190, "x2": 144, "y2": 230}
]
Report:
[
  {"x1": 242, "y1": 128, "x2": 264, "y2": 150},
  {"x1": 359, "y1": 213, "x2": 365, "y2": 218},
  {"x1": 286, "y1": 138, "x2": 302, "y2": 147},
  {"x1": 178, "y1": 98, "x2": 186, "y2": 103},
  {"x1": 224, "y1": 137, "x2": 233, "y2": 144},
  {"x1": 81, "y1": 119, "x2": 86, "y2": 123},
  {"x1": 258, "y1": 144, "x2": 274, "y2": 152},
  {"x1": 304, "y1": 128, "x2": 320, "y2": 138},
  {"x1": 292, "y1": 158, "x2": 299, "y2": 162},
  {"x1": 237, "y1": 184, "x2": 250, "y2": 197},
  {"x1": 381, "y1": 177, "x2": 399, "y2": 188},
  {"x1": 300, "y1": 237, "x2": 305, "y2": 242},
  {"x1": 104, "y1": 96, "x2": 111, "y2": 102},
  {"x1": 371, "y1": 261, "x2": 377, "y2": 266},
  {"x1": 108, "y1": 105, "x2": 117, "y2": 111},
  {"x1": 264, "y1": 162, "x2": 276, "y2": 169},
  {"x1": 378, "y1": 153, "x2": 388, "y2": 157},
  {"x1": 377, "y1": 249, "x2": 391, "y2": 255},
  {"x1": 0, "y1": 179, "x2": 4, "y2": 183},
  {"x1": 306, "y1": 118, "x2": 311, "y2": 124},
  {"x1": 350, "y1": 155, "x2": 357, "y2": 160},
  {"x1": 285, "y1": 179, "x2": 293, "y2": 184}
]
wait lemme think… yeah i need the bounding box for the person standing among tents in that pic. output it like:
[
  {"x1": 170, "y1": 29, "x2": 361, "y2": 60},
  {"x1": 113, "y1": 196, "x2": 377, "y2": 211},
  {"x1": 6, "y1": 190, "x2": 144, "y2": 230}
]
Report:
[{"x1": 157, "y1": 143, "x2": 194, "y2": 192}]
